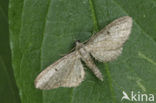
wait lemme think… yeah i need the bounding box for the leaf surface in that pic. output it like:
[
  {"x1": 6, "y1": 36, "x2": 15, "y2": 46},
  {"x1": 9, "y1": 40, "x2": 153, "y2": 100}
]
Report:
[
  {"x1": 9, "y1": 0, "x2": 156, "y2": 103},
  {"x1": 0, "y1": 0, "x2": 20, "y2": 102}
]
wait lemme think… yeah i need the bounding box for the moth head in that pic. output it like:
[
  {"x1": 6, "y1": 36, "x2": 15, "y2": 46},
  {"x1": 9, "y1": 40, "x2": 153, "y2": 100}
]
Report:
[{"x1": 75, "y1": 40, "x2": 83, "y2": 50}]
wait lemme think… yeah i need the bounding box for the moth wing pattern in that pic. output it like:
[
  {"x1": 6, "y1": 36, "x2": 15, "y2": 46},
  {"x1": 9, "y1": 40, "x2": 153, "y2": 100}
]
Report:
[
  {"x1": 35, "y1": 51, "x2": 85, "y2": 90},
  {"x1": 90, "y1": 47, "x2": 123, "y2": 62},
  {"x1": 85, "y1": 16, "x2": 132, "y2": 62}
]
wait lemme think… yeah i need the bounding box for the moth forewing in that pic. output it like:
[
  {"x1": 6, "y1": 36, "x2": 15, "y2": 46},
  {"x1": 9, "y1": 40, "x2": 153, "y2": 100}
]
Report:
[
  {"x1": 85, "y1": 16, "x2": 132, "y2": 62},
  {"x1": 35, "y1": 51, "x2": 85, "y2": 90},
  {"x1": 90, "y1": 47, "x2": 123, "y2": 62}
]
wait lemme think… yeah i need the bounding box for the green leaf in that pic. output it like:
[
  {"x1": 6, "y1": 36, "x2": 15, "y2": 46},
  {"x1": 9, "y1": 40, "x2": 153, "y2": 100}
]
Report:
[
  {"x1": 9, "y1": 0, "x2": 156, "y2": 103},
  {"x1": 0, "y1": 0, "x2": 20, "y2": 103}
]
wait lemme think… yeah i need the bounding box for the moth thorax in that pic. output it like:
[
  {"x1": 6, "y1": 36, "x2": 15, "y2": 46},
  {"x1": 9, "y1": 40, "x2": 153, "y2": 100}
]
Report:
[
  {"x1": 75, "y1": 41, "x2": 83, "y2": 50},
  {"x1": 78, "y1": 47, "x2": 89, "y2": 59}
]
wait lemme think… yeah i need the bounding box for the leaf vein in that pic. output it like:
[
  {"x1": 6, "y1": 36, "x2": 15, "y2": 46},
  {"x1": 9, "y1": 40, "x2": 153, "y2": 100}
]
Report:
[{"x1": 138, "y1": 52, "x2": 156, "y2": 66}]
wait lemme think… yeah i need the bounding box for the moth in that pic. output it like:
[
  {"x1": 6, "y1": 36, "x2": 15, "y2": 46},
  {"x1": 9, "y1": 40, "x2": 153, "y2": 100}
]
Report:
[{"x1": 35, "y1": 16, "x2": 132, "y2": 90}]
